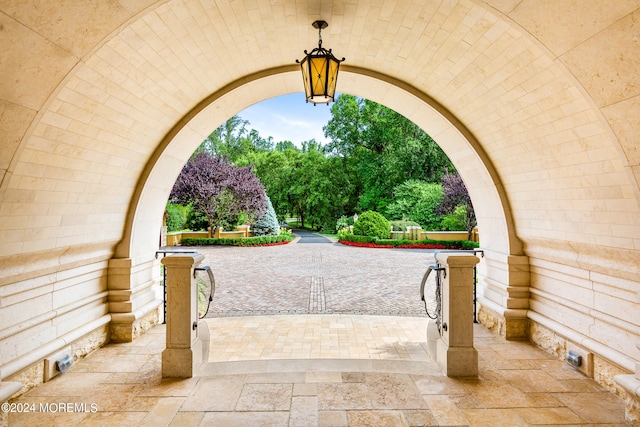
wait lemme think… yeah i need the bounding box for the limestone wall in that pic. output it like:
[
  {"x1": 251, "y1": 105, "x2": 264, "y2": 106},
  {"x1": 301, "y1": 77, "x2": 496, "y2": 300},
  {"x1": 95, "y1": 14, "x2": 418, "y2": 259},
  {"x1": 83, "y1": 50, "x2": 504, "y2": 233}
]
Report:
[
  {"x1": 527, "y1": 239, "x2": 640, "y2": 372},
  {"x1": 0, "y1": 248, "x2": 111, "y2": 381}
]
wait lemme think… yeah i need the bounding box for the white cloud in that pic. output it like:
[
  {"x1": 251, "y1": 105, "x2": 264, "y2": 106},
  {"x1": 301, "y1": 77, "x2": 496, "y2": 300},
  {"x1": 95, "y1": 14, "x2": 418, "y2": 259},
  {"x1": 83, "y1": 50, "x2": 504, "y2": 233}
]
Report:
[
  {"x1": 273, "y1": 113, "x2": 314, "y2": 129},
  {"x1": 238, "y1": 93, "x2": 332, "y2": 146}
]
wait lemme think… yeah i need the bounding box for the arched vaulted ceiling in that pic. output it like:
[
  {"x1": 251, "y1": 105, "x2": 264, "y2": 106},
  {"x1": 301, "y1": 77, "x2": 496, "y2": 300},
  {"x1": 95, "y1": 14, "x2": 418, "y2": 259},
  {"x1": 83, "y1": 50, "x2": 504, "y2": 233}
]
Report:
[{"x1": 1, "y1": 0, "x2": 638, "y2": 281}]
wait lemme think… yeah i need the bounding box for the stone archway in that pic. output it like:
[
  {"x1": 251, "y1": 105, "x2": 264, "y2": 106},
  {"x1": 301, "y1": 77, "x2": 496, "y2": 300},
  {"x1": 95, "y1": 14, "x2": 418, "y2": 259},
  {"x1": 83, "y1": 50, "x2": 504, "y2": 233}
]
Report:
[
  {"x1": 113, "y1": 67, "x2": 528, "y2": 342},
  {"x1": 2, "y1": 2, "x2": 638, "y2": 412}
]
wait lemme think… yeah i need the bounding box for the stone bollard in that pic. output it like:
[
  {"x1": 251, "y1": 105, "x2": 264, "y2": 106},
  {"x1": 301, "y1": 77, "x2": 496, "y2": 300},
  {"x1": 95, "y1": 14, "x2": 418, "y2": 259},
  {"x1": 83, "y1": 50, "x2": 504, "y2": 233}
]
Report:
[
  {"x1": 434, "y1": 252, "x2": 480, "y2": 377},
  {"x1": 161, "y1": 253, "x2": 205, "y2": 378}
]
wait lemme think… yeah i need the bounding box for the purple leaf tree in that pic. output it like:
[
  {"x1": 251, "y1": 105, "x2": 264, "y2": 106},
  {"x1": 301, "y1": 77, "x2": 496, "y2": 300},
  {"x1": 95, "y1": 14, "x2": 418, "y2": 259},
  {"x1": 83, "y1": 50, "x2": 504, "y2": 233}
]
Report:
[
  {"x1": 436, "y1": 173, "x2": 477, "y2": 239},
  {"x1": 169, "y1": 153, "x2": 267, "y2": 231}
]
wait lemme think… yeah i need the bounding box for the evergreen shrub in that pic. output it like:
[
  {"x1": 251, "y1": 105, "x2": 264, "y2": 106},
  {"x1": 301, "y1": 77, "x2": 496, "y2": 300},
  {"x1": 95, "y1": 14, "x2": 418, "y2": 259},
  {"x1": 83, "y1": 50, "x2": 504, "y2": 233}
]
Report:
[
  {"x1": 352, "y1": 211, "x2": 390, "y2": 239},
  {"x1": 252, "y1": 196, "x2": 279, "y2": 236}
]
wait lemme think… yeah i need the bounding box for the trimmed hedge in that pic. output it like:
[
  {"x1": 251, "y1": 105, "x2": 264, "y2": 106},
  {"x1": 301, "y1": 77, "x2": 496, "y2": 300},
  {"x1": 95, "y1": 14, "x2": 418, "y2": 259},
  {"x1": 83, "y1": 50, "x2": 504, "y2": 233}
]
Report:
[
  {"x1": 181, "y1": 234, "x2": 293, "y2": 247},
  {"x1": 339, "y1": 234, "x2": 376, "y2": 244},
  {"x1": 353, "y1": 211, "x2": 391, "y2": 239},
  {"x1": 339, "y1": 234, "x2": 479, "y2": 250}
]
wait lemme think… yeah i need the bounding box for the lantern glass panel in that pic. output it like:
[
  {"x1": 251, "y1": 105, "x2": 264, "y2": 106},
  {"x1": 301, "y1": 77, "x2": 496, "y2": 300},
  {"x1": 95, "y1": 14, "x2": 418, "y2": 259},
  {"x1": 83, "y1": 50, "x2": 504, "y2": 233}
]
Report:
[
  {"x1": 326, "y1": 57, "x2": 339, "y2": 99},
  {"x1": 300, "y1": 56, "x2": 312, "y2": 99},
  {"x1": 310, "y1": 56, "x2": 328, "y2": 97}
]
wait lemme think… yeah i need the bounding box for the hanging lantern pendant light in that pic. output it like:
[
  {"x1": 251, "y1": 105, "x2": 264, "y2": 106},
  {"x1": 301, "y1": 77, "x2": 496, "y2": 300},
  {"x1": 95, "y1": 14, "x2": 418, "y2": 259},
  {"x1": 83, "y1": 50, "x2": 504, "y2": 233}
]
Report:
[{"x1": 296, "y1": 20, "x2": 345, "y2": 105}]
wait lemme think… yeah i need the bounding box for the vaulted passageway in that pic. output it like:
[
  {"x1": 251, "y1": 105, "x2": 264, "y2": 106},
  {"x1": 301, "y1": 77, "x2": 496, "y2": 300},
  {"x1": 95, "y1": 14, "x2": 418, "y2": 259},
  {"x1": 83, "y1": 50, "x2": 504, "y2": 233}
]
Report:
[{"x1": 1, "y1": 0, "x2": 639, "y2": 420}]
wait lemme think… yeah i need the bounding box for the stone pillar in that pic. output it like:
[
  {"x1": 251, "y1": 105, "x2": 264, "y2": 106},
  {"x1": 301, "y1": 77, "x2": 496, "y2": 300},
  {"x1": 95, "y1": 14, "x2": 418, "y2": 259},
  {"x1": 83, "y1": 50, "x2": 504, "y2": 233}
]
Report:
[
  {"x1": 435, "y1": 252, "x2": 480, "y2": 377},
  {"x1": 161, "y1": 253, "x2": 205, "y2": 378},
  {"x1": 213, "y1": 227, "x2": 222, "y2": 238},
  {"x1": 237, "y1": 224, "x2": 250, "y2": 237},
  {"x1": 476, "y1": 250, "x2": 530, "y2": 340},
  {"x1": 108, "y1": 256, "x2": 162, "y2": 342},
  {"x1": 414, "y1": 226, "x2": 422, "y2": 240}
]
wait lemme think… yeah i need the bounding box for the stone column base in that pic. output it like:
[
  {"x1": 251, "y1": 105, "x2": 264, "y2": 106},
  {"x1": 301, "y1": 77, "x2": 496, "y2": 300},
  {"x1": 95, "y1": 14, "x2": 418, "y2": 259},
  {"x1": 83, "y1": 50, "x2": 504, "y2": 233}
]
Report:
[
  {"x1": 436, "y1": 339, "x2": 478, "y2": 377},
  {"x1": 162, "y1": 339, "x2": 203, "y2": 378},
  {"x1": 477, "y1": 299, "x2": 529, "y2": 340},
  {"x1": 110, "y1": 301, "x2": 161, "y2": 342}
]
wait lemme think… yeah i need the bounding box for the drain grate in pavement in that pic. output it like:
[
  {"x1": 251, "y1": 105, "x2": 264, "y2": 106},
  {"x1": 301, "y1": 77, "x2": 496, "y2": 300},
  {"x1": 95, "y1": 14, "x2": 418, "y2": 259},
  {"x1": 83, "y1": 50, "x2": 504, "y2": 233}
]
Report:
[{"x1": 309, "y1": 276, "x2": 326, "y2": 312}]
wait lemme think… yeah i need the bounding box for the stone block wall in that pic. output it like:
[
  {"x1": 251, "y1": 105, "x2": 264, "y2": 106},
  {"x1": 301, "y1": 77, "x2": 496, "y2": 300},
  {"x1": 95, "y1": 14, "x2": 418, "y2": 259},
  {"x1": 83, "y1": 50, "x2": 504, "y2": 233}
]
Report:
[{"x1": 0, "y1": 251, "x2": 111, "y2": 387}]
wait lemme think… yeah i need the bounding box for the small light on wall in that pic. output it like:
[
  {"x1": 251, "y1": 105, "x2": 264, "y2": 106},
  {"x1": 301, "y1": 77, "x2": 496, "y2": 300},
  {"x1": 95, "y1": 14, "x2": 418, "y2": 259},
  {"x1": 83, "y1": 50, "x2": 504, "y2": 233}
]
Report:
[
  {"x1": 567, "y1": 350, "x2": 582, "y2": 367},
  {"x1": 55, "y1": 353, "x2": 73, "y2": 373},
  {"x1": 296, "y1": 20, "x2": 345, "y2": 105}
]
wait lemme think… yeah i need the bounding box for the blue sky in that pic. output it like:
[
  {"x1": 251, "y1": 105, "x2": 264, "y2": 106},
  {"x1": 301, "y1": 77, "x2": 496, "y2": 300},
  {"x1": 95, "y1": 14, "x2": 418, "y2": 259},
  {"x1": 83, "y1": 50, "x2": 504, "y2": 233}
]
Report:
[{"x1": 237, "y1": 93, "x2": 334, "y2": 146}]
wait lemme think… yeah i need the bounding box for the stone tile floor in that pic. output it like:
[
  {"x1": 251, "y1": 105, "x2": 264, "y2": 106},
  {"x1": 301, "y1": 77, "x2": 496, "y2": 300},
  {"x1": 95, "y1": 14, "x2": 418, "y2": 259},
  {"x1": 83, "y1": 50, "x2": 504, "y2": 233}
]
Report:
[
  {"x1": 7, "y1": 241, "x2": 633, "y2": 425},
  {"x1": 205, "y1": 315, "x2": 429, "y2": 362},
  {"x1": 8, "y1": 318, "x2": 629, "y2": 426}
]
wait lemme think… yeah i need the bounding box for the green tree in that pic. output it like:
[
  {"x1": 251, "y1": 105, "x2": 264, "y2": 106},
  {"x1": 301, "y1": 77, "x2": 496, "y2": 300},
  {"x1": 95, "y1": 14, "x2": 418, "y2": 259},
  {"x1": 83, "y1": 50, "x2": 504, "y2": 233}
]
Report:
[
  {"x1": 237, "y1": 149, "x2": 296, "y2": 219},
  {"x1": 195, "y1": 115, "x2": 248, "y2": 159},
  {"x1": 324, "y1": 94, "x2": 453, "y2": 212},
  {"x1": 385, "y1": 180, "x2": 444, "y2": 230},
  {"x1": 185, "y1": 205, "x2": 209, "y2": 231},
  {"x1": 239, "y1": 140, "x2": 354, "y2": 231},
  {"x1": 304, "y1": 145, "x2": 351, "y2": 231},
  {"x1": 440, "y1": 206, "x2": 467, "y2": 231},
  {"x1": 191, "y1": 94, "x2": 455, "y2": 233},
  {"x1": 165, "y1": 202, "x2": 186, "y2": 232},
  {"x1": 275, "y1": 140, "x2": 296, "y2": 151},
  {"x1": 196, "y1": 116, "x2": 275, "y2": 161}
]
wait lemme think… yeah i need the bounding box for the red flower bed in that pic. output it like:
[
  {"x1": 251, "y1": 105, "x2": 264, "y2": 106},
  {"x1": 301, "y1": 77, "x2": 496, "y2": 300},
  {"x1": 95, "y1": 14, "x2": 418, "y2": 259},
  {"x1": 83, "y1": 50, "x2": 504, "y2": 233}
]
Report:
[
  {"x1": 396, "y1": 243, "x2": 448, "y2": 249},
  {"x1": 339, "y1": 240, "x2": 393, "y2": 249},
  {"x1": 339, "y1": 240, "x2": 454, "y2": 250}
]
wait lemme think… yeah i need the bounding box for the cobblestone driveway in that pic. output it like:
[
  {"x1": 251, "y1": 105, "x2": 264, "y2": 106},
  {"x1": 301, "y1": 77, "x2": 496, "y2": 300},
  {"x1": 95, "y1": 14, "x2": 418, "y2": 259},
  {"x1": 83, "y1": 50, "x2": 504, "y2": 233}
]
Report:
[{"x1": 196, "y1": 237, "x2": 438, "y2": 318}]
